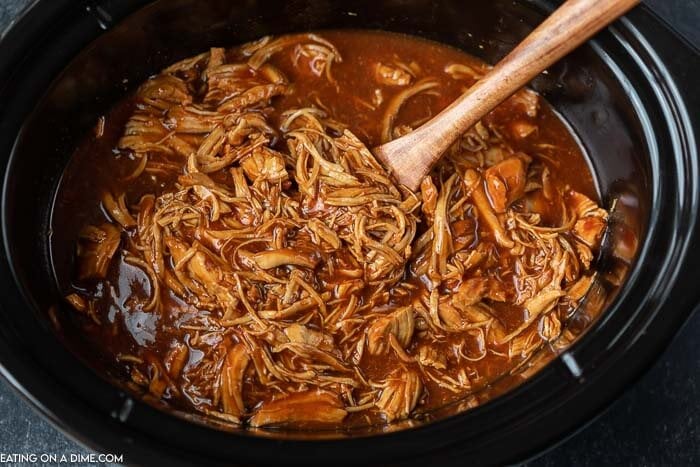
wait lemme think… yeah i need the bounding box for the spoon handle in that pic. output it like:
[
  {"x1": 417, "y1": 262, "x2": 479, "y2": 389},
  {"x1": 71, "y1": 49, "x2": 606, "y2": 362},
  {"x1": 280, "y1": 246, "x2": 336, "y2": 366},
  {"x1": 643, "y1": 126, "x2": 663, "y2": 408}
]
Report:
[{"x1": 373, "y1": 0, "x2": 640, "y2": 191}]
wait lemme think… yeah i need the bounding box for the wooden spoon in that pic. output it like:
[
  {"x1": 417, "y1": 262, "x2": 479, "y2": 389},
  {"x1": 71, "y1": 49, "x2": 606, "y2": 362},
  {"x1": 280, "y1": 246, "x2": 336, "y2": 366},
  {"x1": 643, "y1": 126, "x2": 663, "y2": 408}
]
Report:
[{"x1": 373, "y1": 0, "x2": 640, "y2": 191}]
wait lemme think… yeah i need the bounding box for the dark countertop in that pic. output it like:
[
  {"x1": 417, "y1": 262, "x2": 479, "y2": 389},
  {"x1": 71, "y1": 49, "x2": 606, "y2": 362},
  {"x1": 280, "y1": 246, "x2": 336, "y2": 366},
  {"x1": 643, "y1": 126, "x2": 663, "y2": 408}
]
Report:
[{"x1": 0, "y1": 0, "x2": 698, "y2": 466}]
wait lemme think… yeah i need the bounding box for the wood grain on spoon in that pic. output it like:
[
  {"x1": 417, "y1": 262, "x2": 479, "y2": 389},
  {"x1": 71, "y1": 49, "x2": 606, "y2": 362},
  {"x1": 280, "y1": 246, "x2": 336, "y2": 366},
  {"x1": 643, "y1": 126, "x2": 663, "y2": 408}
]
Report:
[{"x1": 373, "y1": 0, "x2": 640, "y2": 191}]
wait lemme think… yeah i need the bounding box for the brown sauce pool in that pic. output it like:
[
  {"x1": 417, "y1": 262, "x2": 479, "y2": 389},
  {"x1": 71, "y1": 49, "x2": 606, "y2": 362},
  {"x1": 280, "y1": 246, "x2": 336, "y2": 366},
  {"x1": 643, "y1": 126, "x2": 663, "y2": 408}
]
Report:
[{"x1": 51, "y1": 30, "x2": 606, "y2": 430}]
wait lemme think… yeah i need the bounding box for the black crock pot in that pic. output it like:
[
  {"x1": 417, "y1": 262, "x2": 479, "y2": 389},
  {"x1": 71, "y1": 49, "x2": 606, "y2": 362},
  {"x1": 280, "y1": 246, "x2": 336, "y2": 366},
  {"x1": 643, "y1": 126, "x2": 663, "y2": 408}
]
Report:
[{"x1": 0, "y1": 1, "x2": 698, "y2": 465}]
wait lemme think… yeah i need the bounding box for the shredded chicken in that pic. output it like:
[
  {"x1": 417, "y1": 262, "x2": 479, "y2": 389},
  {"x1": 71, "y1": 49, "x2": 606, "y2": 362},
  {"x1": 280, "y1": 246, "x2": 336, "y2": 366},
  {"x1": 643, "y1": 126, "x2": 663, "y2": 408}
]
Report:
[
  {"x1": 63, "y1": 32, "x2": 608, "y2": 430},
  {"x1": 76, "y1": 223, "x2": 121, "y2": 280},
  {"x1": 249, "y1": 390, "x2": 347, "y2": 427},
  {"x1": 375, "y1": 369, "x2": 423, "y2": 422},
  {"x1": 375, "y1": 62, "x2": 413, "y2": 86}
]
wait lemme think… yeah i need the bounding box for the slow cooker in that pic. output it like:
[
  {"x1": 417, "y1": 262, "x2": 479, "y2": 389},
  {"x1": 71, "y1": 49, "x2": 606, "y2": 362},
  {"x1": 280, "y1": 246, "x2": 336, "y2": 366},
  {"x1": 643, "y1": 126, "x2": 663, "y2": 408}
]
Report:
[{"x1": 0, "y1": 0, "x2": 698, "y2": 465}]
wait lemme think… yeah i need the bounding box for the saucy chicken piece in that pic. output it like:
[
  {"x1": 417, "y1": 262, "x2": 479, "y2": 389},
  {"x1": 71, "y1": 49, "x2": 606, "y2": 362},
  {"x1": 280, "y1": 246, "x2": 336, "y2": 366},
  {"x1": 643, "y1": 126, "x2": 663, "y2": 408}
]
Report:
[
  {"x1": 374, "y1": 62, "x2": 413, "y2": 86},
  {"x1": 507, "y1": 88, "x2": 540, "y2": 117},
  {"x1": 464, "y1": 169, "x2": 514, "y2": 248},
  {"x1": 366, "y1": 307, "x2": 415, "y2": 355},
  {"x1": 420, "y1": 176, "x2": 438, "y2": 222},
  {"x1": 376, "y1": 369, "x2": 423, "y2": 422},
  {"x1": 252, "y1": 248, "x2": 320, "y2": 269},
  {"x1": 220, "y1": 344, "x2": 250, "y2": 418},
  {"x1": 569, "y1": 191, "x2": 608, "y2": 248},
  {"x1": 417, "y1": 345, "x2": 447, "y2": 370},
  {"x1": 484, "y1": 156, "x2": 528, "y2": 213},
  {"x1": 249, "y1": 390, "x2": 347, "y2": 427},
  {"x1": 76, "y1": 223, "x2": 121, "y2": 280},
  {"x1": 240, "y1": 148, "x2": 288, "y2": 183}
]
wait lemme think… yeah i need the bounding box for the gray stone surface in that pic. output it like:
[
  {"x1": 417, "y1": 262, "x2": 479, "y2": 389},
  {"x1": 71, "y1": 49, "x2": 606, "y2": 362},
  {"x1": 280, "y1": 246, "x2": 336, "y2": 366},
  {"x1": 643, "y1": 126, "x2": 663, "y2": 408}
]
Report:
[
  {"x1": 0, "y1": 0, "x2": 698, "y2": 466},
  {"x1": 0, "y1": 387, "x2": 100, "y2": 465},
  {"x1": 0, "y1": 0, "x2": 27, "y2": 22}
]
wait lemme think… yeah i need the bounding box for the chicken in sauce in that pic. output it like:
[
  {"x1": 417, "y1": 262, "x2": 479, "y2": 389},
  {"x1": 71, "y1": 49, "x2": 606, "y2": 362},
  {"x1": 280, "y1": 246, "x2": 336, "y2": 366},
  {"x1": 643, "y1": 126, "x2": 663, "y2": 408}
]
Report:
[{"x1": 53, "y1": 31, "x2": 607, "y2": 429}]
